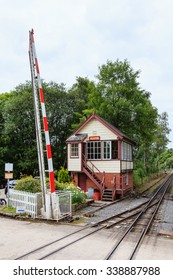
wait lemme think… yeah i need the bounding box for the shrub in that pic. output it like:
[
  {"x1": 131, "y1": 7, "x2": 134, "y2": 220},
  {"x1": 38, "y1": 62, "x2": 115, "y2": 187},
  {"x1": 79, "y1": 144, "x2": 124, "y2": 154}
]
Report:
[
  {"x1": 15, "y1": 176, "x2": 86, "y2": 205},
  {"x1": 14, "y1": 176, "x2": 41, "y2": 193},
  {"x1": 57, "y1": 167, "x2": 70, "y2": 183},
  {"x1": 55, "y1": 182, "x2": 87, "y2": 204},
  {"x1": 66, "y1": 185, "x2": 87, "y2": 204}
]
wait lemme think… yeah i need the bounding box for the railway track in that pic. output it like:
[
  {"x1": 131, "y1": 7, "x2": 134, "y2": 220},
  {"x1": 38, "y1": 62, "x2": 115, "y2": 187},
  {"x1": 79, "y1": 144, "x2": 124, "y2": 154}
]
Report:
[
  {"x1": 105, "y1": 173, "x2": 173, "y2": 260},
  {"x1": 15, "y1": 173, "x2": 172, "y2": 260}
]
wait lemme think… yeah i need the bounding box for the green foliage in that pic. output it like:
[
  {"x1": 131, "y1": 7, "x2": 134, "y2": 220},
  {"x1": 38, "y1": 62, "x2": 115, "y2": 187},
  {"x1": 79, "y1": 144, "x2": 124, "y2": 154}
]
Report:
[
  {"x1": 55, "y1": 182, "x2": 87, "y2": 204},
  {"x1": 0, "y1": 59, "x2": 171, "y2": 182},
  {"x1": 158, "y1": 149, "x2": 173, "y2": 170},
  {"x1": 14, "y1": 176, "x2": 41, "y2": 193},
  {"x1": 70, "y1": 187, "x2": 87, "y2": 204},
  {"x1": 0, "y1": 206, "x2": 16, "y2": 213},
  {"x1": 57, "y1": 167, "x2": 70, "y2": 183}
]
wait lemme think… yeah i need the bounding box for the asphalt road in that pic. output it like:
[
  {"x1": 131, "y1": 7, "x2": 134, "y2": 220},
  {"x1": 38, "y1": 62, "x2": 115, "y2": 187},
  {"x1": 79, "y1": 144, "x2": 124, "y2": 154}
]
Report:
[
  {"x1": 0, "y1": 215, "x2": 173, "y2": 260},
  {"x1": 0, "y1": 187, "x2": 173, "y2": 260}
]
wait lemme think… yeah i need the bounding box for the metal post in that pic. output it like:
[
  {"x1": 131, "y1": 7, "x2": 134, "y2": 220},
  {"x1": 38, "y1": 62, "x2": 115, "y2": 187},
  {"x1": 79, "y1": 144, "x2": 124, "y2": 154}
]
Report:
[
  {"x1": 7, "y1": 179, "x2": 9, "y2": 207},
  {"x1": 28, "y1": 29, "x2": 56, "y2": 218}
]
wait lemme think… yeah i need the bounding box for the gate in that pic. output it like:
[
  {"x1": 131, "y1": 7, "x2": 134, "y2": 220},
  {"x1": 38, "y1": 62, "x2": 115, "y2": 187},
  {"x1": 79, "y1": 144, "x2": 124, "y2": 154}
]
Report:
[{"x1": 55, "y1": 191, "x2": 72, "y2": 220}]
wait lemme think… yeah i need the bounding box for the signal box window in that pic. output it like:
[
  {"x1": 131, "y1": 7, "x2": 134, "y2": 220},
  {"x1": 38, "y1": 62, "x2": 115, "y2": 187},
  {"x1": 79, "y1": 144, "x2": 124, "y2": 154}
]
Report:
[
  {"x1": 87, "y1": 141, "x2": 101, "y2": 159},
  {"x1": 71, "y1": 143, "x2": 79, "y2": 157}
]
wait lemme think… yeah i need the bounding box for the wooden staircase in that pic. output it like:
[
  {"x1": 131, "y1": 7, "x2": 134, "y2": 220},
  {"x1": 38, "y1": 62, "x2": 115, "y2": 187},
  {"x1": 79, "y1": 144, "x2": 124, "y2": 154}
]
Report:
[
  {"x1": 102, "y1": 188, "x2": 113, "y2": 201},
  {"x1": 82, "y1": 165, "x2": 104, "y2": 193},
  {"x1": 82, "y1": 155, "x2": 105, "y2": 198},
  {"x1": 82, "y1": 154, "x2": 116, "y2": 201}
]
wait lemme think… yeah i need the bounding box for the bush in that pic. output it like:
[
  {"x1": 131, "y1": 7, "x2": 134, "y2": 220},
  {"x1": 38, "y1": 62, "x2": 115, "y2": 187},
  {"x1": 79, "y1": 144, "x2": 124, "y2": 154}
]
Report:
[
  {"x1": 15, "y1": 176, "x2": 86, "y2": 205},
  {"x1": 57, "y1": 167, "x2": 70, "y2": 183},
  {"x1": 66, "y1": 186, "x2": 87, "y2": 204},
  {"x1": 55, "y1": 182, "x2": 87, "y2": 204},
  {"x1": 14, "y1": 176, "x2": 41, "y2": 193}
]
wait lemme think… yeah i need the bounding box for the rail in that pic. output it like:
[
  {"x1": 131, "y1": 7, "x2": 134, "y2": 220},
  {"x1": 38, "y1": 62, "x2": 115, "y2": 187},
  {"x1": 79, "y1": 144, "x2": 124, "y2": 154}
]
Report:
[
  {"x1": 14, "y1": 174, "x2": 172, "y2": 260},
  {"x1": 104, "y1": 173, "x2": 173, "y2": 260}
]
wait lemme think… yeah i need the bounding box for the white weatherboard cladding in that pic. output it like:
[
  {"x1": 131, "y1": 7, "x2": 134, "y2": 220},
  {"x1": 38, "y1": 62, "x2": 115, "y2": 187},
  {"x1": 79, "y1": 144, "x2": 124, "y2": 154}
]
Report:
[
  {"x1": 121, "y1": 161, "x2": 133, "y2": 170},
  {"x1": 67, "y1": 143, "x2": 82, "y2": 171},
  {"x1": 87, "y1": 160, "x2": 121, "y2": 173},
  {"x1": 79, "y1": 119, "x2": 118, "y2": 140}
]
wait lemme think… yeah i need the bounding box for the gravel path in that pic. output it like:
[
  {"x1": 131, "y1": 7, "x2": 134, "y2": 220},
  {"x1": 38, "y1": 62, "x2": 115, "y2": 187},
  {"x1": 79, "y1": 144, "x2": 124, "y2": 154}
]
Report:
[
  {"x1": 78, "y1": 197, "x2": 149, "y2": 224},
  {"x1": 77, "y1": 190, "x2": 173, "y2": 236},
  {"x1": 158, "y1": 196, "x2": 173, "y2": 233}
]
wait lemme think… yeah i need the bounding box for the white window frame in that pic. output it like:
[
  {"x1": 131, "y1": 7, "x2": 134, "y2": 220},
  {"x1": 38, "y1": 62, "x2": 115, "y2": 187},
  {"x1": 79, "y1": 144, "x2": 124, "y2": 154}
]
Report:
[
  {"x1": 87, "y1": 141, "x2": 101, "y2": 160},
  {"x1": 70, "y1": 143, "x2": 79, "y2": 158},
  {"x1": 87, "y1": 141, "x2": 112, "y2": 160},
  {"x1": 122, "y1": 142, "x2": 132, "y2": 161},
  {"x1": 103, "y1": 141, "x2": 111, "y2": 159}
]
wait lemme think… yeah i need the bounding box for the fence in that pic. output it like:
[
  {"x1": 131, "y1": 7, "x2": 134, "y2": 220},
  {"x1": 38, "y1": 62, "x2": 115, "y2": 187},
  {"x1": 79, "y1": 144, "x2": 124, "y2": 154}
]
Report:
[
  {"x1": 8, "y1": 189, "x2": 72, "y2": 220},
  {"x1": 9, "y1": 190, "x2": 42, "y2": 218},
  {"x1": 55, "y1": 191, "x2": 72, "y2": 220}
]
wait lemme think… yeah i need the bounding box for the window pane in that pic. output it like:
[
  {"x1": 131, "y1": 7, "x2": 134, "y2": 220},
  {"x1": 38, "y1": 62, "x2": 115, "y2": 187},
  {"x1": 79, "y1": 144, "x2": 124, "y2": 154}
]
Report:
[
  {"x1": 103, "y1": 141, "x2": 111, "y2": 159},
  {"x1": 121, "y1": 142, "x2": 132, "y2": 160},
  {"x1": 87, "y1": 141, "x2": 101, "y2": 159},
  {"x1": 71, "y1": 143, "x2": 79, "y2": 157},
  {"x1": 112, "y1": 140, "x2": 118, "y2": 159}
]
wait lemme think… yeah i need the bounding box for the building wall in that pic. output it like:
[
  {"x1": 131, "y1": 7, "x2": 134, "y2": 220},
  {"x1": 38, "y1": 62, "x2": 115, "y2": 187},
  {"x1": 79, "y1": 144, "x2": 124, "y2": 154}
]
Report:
[
  {"x1": 121, "y1": 161, "x2": 133, "y2": 170},
  {"x1": 67, "y1": 143, "x2": 82, "y2": 171},
  {"x1": 72, "y1": 171, "x2": 133, "y2": 192},
  {"x1": 87, "y1": 160, "x2": 121, "y2": 173},
  {"x1": 80, "y1": 118, "x2": 118, "y2": 141}
]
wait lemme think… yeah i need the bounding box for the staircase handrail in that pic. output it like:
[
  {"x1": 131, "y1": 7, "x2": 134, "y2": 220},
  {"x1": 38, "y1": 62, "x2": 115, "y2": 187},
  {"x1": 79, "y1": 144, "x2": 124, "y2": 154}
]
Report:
[
  {"x1": 112, "y1": 175, "x2": 116, "y2": 201},
  {"x1": 82, "y1": 154, "x2": 105, "y2": 194},
  {"x1": 82, "y1": 154, "x2": 102, "y2": 175}
]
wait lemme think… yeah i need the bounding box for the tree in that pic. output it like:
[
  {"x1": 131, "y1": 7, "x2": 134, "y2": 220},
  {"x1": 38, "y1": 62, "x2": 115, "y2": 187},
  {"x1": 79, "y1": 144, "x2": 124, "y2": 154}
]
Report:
[
  {"x1": 2, "y1": 83, "x2": 38, "y2": 176},
  {"x1": 153, "y1": 112, "x2": 171, "y2": 152},
  {"x1": 68, "y1": 77, "x2": 95, "y2": 129},
  {"x1": 0, "y1": 81, "x2": 81, "y2": 176},
  {"x1": 158, "y1": 149, "x2": 173, "y2": 170},
  {"x1": 0, "y1": 59, "x2": 171, "y2": 182},
  {"x1": 87, "y1": 59, "x2": 158, "y2": 146},
  {"x1": 42, "y1": 81, "x2": 76, "y2": 170},
  {"x1": 0, "y1": 92, "x2": 13, "y2": 177},
  {"x1": 83, "y1": 59, "x2": 170, "y2": 178}
]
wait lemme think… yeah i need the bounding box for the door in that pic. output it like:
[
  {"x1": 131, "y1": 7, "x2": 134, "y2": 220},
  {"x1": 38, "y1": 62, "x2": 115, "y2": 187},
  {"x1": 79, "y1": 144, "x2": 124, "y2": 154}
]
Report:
[{"x1": 78, "y1": 173, "x2": 87, "y2": 192}]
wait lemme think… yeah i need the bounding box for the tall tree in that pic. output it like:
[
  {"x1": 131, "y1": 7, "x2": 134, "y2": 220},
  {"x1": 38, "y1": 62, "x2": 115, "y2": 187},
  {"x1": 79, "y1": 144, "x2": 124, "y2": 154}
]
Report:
[
  {"x1": 87, "y1": 59, "x2": 158, "y2": 147},
  {"x1": 2, "y1": 83, "x2": 37, "y2": 176},
  {"x1": 42, "y1": 81, "x2": 76, "y2": 170},
  {"x1": 68, "y1": 77, "x2": 95, "y2": 129}
]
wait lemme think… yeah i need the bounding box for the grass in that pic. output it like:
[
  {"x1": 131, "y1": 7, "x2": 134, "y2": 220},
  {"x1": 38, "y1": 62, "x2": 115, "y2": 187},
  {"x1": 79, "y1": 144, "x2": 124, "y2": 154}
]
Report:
[
  {"x1": 0, "y1": 206, "x2": 16, "y2": 213},
  {"x1": 0, "y1": 206, "x2": 27, "y2": 216},
  {"x1": 134, "y1": 173, "x2": 166, "y2": 194},
  {"x1": 71, "y1": 217, "x2": 88, "y2": 225}
]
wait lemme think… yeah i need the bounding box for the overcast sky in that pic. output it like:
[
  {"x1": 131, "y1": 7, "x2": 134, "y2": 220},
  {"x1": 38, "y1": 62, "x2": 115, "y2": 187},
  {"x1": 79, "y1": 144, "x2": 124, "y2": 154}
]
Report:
[{"x1": 0, "y1": 0, "x2": 173, "y2": 148}]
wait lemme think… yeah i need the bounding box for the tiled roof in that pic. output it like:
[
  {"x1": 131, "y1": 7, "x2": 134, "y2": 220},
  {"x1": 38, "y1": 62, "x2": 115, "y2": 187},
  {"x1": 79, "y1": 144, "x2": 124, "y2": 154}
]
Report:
[{"x1": 66, "y1": 133, "x2": 88, "y2": 142}]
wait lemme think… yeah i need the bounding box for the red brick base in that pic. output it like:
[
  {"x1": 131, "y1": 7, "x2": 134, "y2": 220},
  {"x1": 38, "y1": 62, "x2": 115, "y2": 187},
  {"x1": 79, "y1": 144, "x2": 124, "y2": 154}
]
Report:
[{"x1": 71, "y1": 171, "x2": 133, "y2": 194}]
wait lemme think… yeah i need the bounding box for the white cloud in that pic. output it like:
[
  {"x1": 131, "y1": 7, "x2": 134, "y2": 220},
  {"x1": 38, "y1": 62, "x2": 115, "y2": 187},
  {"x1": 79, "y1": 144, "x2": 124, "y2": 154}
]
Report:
[{"x1": 0, "y1": 0, "x2": 173, "y2": 146}]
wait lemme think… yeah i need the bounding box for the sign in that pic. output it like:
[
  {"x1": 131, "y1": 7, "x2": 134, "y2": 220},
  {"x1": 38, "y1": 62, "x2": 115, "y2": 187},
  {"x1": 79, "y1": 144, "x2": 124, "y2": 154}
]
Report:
[
  {"x1": 16, "y1": 206, "x2": 26, "y2": 214},
  {"x1": 5, "y1": 163, "x2": 13, "y2": 172},
  {"x1": 89, "y1": 136, "x2": 100, "y2": 141},
  {"x1": 5, "y1": 172, "x2": 13, "y2": 179}
]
